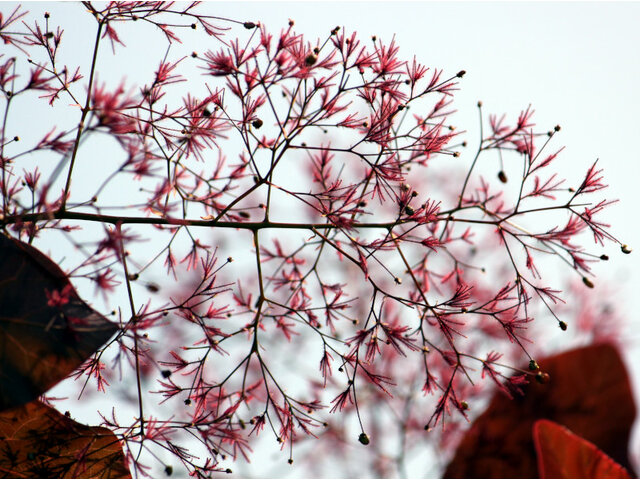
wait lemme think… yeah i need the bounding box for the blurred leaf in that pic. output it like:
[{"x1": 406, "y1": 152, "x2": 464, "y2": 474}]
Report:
[
  {"x1": 0, "y1": 234, "x2": 118, "y2": 409},
  {"x1": 0, "y1": 399, "x2": 130, "y2": 478},
  {"x1": 443, "y1": 343, "x2": 636, "y2": 478},
  {"x1": 533, "y1": 419, "x2": 631, "y2": 479}
]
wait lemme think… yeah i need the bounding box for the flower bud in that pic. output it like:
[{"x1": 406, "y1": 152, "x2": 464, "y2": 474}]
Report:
[
  {"x1": 582, "y1": 276, "x2": 594, "y2": 288},
  {"x1": 358, "y1": 433, "x2": 370, "y2": 445}
]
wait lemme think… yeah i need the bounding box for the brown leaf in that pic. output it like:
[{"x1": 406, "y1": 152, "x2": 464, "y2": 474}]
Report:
[
  {"x1": 0, "y1": 234, "x2": 118, "y2": 409},
  {"x1": 0, "y1": 399, "x2": 130, "y2": 478},
  {"x1": 533, "y1": 419, "x2": 631, "y2": 479},
  {"x1": 443, "y1": 343, "x2": 636, "y2": 478}
]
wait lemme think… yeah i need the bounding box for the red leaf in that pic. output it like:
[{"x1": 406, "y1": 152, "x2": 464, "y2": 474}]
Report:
[
  {"x1": 0, "y1": 235, "x2": 118, "y2": 409},
  {"x1": 533, "y1": 419, "x2": 631, "y2": 479},
  {"x1": 0, "y1": 400, "x2": 130, "y2": 478},
  {"x1": 443, "y1": 343, "x2": 636, "y2": 478}
]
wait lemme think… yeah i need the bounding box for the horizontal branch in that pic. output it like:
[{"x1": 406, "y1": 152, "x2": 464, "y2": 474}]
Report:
[{"x1": 0, "y1": 208, "x2": 436, "y2": 231}]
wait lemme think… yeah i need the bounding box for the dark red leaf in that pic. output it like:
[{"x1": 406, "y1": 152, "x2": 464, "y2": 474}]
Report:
[
  {"x1": 0, "y1": 234, "x2": 118, "y2": 409},
  {"x1": 533, "y1": 419, "x2": 631, "y2": 479},
  {"x1": 443, "y1": 343, "x2": 636, "y2": 478},
  {"x1": 0, "y1": 400, "x2": 130, "y2": 478}
]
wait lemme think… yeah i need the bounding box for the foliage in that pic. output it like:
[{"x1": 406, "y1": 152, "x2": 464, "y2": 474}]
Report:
[
  {"x1": 0, "y1": 399, "x2": 130, "y2": 478},
  {"x1": 443, "y1": 343, "x2": 635, "y2": 478},
  {"x1": 0, "y1": 2, "x2": 630, "y2": 476}
]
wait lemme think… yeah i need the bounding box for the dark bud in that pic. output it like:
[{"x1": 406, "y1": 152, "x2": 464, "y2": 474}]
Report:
[
  {"x1": 600, "y1": 254, "x2": 609, "y2": 260},
  {"x1": 164, "y1": 466, "x2": 173, "y2": 476},
  {"x1": 558, "y1": 320, "x2": 567, "y2": 331},
  {"x1": 184, "y1": 398, "x2": 191, "y2": 405},
  {"x1": 554, "y1": 125, "x2": 561, "y2": 132},
  {"x1": 528, "y1": 359, "x2": 539, "y2": 371},
  {"x1": 243, "y1": 22, "x2": 256, "y2": 29},
  {"x1": 44, "y1": 12, "x2": 50, "y2": 18},
  {"x1": 128, "y1": 273, "x2": 139, "y2": 281},
  {"x1": 146, "y1": 283, "x2": 160, "y2": 293},
  {"x1": 460, "y1": 401, "x2": 469, "y2": 410},
  {"x1": 202, "y1": 108, "x2": 211, "y2": 117},
  {"x1": 191, "y1": 23, "x2": 196, "y2": 29},
  {"x1": 305, "y1": 53, "x2": 317, "y2": 66},
  {"x1": 161, "y1": 369, "x2": 172, "y2": 378},
  {"x1": 288, "y1": 458, "x2": 293, "y2": 465},
  {"x1": 621, "y1": 244, "x2": 632, "y2": 254},
  {"x1": 13, "y1": 136, "x2": 19, "y2": 142},
  {"x1": 239, "y1": 211, "x2": 250, "y2": 219},
  {"x1": 64, "y1": 411, "x2": 71, "y2": 417},
  {"x1": 225, "y1": 468, "x2": 232, "y2": 474},
  {"x1": 498, "y1": 170, "x2": 508, "y2": 183},
  {"x1": 288, "y1": 19, "x2": 294, "y2": 26},
  {"x1": 582, "y1": 276, "x2": 594, "y2": 288},
  {"x1": 191, "y1": 52, "x2": 198, "y2": 58},
  {"x1": 227, "y1": 256, "x2": 234, "y2": 262},
  {"x1": 252, "y1": 118, "x2": 263, "y2": 129},
  {"x1": 358, "y1": 433, "x2": 370, "y2": 445},
  {"x1": 404, "y1": 205, "x2": 415, "y2": 216},
  {"x1": 457, "y1": 70, "x2": 466, "y2": 78}
]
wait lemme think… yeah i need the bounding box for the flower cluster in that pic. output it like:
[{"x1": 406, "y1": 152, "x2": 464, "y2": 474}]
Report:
[{"x1": 0, "y1": 2, "x2": 627, "y2": 477}]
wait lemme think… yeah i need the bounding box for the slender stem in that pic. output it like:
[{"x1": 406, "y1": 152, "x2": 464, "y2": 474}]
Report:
[
  {"x1": 60, "y1": 19, "x2": 104, "y2": 211},
  {"x1": 118, "y1": 224, "x2": 145, "y2": 438}
]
